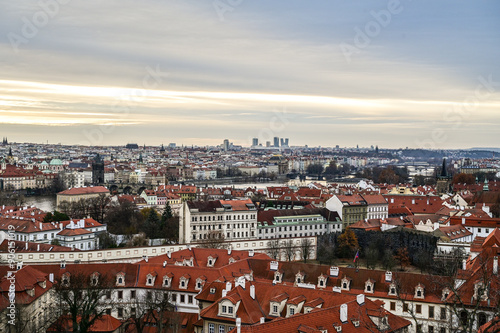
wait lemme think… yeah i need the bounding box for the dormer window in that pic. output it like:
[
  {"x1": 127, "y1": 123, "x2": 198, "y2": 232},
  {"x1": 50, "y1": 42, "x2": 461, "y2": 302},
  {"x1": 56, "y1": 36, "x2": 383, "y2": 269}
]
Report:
[
  {"x1": 163, "y1": 276, "x2": 172, "y2": 288},
  {"x1": 365, "y1": 279, "x2": 375, "y2": 293},
  {"x1": 274, "y1": 271, "x2": 283, "y2": 283},
  {"x1": 474, "y1": 281, "x2": 488, "y2": 301},
  {"x1": 415, "y1": 284, "x2": 425, "y2": 299},
  {"x1": 90, "y1": 272, "x2": 100, "y2": 286},
  {"x1": 341, "y1": 277, "x2": 351, "y2": 291},
  {"x1": 317, "y1": 274, "x2": 327, "y2": 288},
  {"x1": 195, "y1": 277, "x2": 206, "y2": 291},
  {"x1": 116, "y1": 273, "x2": 125, "y2": 287},
  {"x1": 179, "y1": 275, "x2": 190, "y2": 289},
  {"x1": 295, "y1": 271, "x2": 305, "y2": 284},
  {"x1": 442, "y1": 288, "x2": 450, "y2": 301},
  {"x1": 146, "y1": 273, "x2": 156, "y2": 286},
  {"x1": 388, "y1": 283, "x2": 397, "y2": 296},
  {"x1": 219, "y1": 300, "x2": 236, "y2": 318},
  {"x1": 61, "y1": 273, "x2": 70, "y2": 286}
]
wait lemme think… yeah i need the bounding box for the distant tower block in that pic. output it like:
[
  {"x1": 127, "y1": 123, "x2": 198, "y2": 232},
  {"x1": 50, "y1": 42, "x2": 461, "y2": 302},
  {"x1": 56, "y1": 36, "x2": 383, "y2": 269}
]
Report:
[
  {"x1": 252, "y1": 138, "x2": 258, "y2": 146},
  {"x1": 273, "y1": 137, "x2": 279, "y2": 147}
]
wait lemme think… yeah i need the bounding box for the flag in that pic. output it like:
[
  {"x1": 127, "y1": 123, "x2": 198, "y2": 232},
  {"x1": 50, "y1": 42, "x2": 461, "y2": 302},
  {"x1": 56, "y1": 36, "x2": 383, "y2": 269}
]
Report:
[{"x1": 353, "y1": 250, "x2": 359, "y2": 263}]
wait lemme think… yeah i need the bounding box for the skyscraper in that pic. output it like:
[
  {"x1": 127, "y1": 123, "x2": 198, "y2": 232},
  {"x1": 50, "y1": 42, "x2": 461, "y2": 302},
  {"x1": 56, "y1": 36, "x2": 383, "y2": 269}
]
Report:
[
  {"x1": 273, "y1": 137, "x2": 279, "y2": 147},
  {"x1": 252, "y1": 138, "x2": 258, "y2": 146}
]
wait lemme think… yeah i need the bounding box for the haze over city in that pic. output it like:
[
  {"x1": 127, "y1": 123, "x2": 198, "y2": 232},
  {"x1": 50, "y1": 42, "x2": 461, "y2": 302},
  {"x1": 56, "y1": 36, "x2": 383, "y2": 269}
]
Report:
[{"x1": 1, "y1": 1, "x2": 499, "y2": 148}]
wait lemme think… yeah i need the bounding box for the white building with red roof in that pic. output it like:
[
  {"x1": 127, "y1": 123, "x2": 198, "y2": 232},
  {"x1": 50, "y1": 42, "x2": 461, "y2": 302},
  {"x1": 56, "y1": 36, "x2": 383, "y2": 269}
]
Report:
[{"x1": 56, "y1": 185, "x2": 110, "y2": 209}]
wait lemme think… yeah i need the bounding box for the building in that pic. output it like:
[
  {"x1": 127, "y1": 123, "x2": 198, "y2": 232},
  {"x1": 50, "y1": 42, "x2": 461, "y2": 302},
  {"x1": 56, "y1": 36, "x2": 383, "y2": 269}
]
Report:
[
  {"x1": 0, "y1": 265, "x2": 55, "y2": 332},
  {"x1": 362, "y1": 194, "x2": 389, "y2": 220},
  {"x1": 257, "y1": 208, "x2": 341, "y2": 239},
  {"x1": 326, "y1": 195, "x2": 367, "y2": 229},
  {"x1": 56, "y1": 186, "x2": 110, "y2": 209},
  {"x1": 273, "y1": 137, "x2": 279, "y2": 148},
  {"x1": 179, "y1": 199, "x2": 258, "y2": 244}
]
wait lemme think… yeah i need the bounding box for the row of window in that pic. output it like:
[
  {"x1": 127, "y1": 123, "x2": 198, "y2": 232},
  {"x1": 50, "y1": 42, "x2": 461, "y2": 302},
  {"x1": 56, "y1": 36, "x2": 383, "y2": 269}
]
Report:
[
  {"x1": 192, "y1": 214, "x2": 256, "y2": 222},
  {"x1": 192, "y1": 223, "x2": 255, "y2": 231}
]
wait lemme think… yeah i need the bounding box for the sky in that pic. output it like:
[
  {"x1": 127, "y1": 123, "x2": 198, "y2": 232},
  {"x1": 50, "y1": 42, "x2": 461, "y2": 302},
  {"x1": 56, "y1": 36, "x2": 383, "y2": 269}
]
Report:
[{"x1": 1, "y1": 0, "x2": 499, "y2": 149}]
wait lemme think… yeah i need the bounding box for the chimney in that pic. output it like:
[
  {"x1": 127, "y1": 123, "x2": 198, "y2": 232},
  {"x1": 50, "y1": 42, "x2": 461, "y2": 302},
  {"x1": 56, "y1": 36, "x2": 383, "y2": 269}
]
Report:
[
  {"x1": 163, "y1": 261, "x2": 167, "y2": 268},
  {"x1": 37, "y1": 244, "x2": 40, "y2": 251},
  {"x1": 270, "y1": 261, "x2": 279, "y2": 271},
  {"x1": 16, "y1": 262, "x2": 23, "y2": 270},
  {"x1": 462, "y1": 259, "x2": 467, "y2": 271},
  {"x1": 385, "y1": 271, "x2": 392, "y2": 282},
  {"x1": 226, "y1": 281, "x2": 232, "y2": 292},
  {"x1": 61, "y1": 260, "x2": 66, "y2": 269},
  {"x1": 330, "y1": 266, "x2": 339, "y2": 277},
  {"x1": 340, "y1": 303, "x2": 348, "y2": 323},
  {"x1": 250, "y1": 285, "x2": 255, "y2": 299},
  {"x1": 222, "y1": 289, "x2": 227, "y2": 297},
  {"x1": 462, "y1": 217, "x2": 466, "y2": 225},
  {"x1": 357, "y1": 294, "x2": 365, "y2": 304},
  {"x1": 494, "y1": 256, "x2": 498, "y2": 275},
  {"x1": 167, "y1": 251, "x2": 171, "y2": 259},
  {"x1": 412, "y1": 199, "x2": 415, "y2": 205},
  {"x1": 249, "y1": 249, "x2": 254, "y2": 257},
  {"x1": 236, "y1": 318, "x2": 241, "y2": 333},
  {"x1": 260, "y1": 317, "x2": 265, "y2": 324},
  {"x1": 49, "y1": 273, "x2": 54, "y2": 283},
  {"x1": 25, "y1": 242, "x2": 28, "y2": 250},
  {"x1": 228, "y1": 247, "x2": 232, "y2": 255}
]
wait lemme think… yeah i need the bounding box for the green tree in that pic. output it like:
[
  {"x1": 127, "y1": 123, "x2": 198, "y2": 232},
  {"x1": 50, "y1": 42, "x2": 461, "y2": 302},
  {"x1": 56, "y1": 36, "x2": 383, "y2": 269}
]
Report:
[{"x1": 143, "y1": 208, "x2": 160, "y2": 239}]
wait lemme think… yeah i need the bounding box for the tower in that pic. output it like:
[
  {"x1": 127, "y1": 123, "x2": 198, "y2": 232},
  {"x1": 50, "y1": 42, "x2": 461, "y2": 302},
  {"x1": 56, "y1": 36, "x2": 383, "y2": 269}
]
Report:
[
  {"x1": 92, "y1": 153, "x2": 105, "y2": 185},
  {"x1": 436, "y1": 158, "x2": 451, "y2": 194}
]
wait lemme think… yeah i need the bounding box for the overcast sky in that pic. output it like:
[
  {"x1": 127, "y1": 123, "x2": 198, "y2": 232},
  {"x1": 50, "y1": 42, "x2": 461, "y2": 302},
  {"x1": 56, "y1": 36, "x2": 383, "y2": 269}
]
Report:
[{"x1": 1, "y1": 1, "x2": 499, "y2": 149}]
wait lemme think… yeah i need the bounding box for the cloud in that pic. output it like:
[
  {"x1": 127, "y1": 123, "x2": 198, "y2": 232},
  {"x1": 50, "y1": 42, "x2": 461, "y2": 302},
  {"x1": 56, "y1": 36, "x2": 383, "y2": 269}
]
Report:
[{"x1": 0, "y1": 0, "x2": 498, "y2": 148}]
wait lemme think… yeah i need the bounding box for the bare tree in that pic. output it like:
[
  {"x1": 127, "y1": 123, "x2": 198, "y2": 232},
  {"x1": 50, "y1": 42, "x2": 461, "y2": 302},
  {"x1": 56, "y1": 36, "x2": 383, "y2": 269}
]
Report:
[
  {"x1": 53, "y1": 271, "x2": 113, "y2": 333},
  {"x1": 126, "y1": 289, "x2": 178, "y2": 333},
  {"x1": 267, "y1": 239, "x2": 281, "y2": 260},
  {"x1": 300, "y1": 238, "x2": 314, "y2": 263},
  {"x1": 282, "y1": 239, "x2": 295, "y2": 262}
]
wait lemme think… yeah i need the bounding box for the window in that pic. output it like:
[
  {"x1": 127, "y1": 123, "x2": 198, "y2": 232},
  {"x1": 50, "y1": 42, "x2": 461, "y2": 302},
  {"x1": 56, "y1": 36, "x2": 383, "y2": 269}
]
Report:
[
  {"x1": 180, "y1": 294, "x2": 185, "y2": 303},
  {"x1": 273, "y1": 305, "x2": 278, "y2": 313},
  {"x1": 416, "y1": 304, "x2": 422, "y2": 314},
  {"x1": 417, "y1": 324, "x2": 422, "y2": 333},
  {"x1": 440, "y1": 328, "x2": 446, "y2": 333},
  {"x1": 130, "y1": 290, "x2": 136, "y2": 299},
  {"x1": 209, "y1": 323, "x2": 215, "y2": 333},
  {"x1": 172, "y1": 294, "x2": 177, "y2": 302},
  {"x1": 118, "y1": 290, "x2": 123, "y2": 299},
  {"x1": 219, "y1": 325, "x2": 225, "y2": 333},
  {"x1": 117, "y1": 307, "x2": 123, "y2": 318},
  {"x1": 440, "y1": 307, "x2": 446, "y2": 319},
  {"x1": 228, "y1": 306, "x2": 233, "y2": 314},
  {"x1": 290, "y1": 307, "x2": 295, "y2": 315},
  {"x1": 390, "y1": 302, "x2": 396, "y2": 311},
  {"x1": 403, "y1": 303, "x2": 409, "y2": 312},
  {"x1": 429, "y1": 306, "x2": 434, "y2": 318},
  {"x1": 106, "y1": 290, "x2": 111, "y2": 299},
  {"x1": 106, "y1": 308, "x2": 111, "y2": 315},
  {"x1": 222, "y1": 305, "x2": 227, "y2": 313},
  {"x1": 429, "y1": 326, "x2": 434, "y2": 333}
]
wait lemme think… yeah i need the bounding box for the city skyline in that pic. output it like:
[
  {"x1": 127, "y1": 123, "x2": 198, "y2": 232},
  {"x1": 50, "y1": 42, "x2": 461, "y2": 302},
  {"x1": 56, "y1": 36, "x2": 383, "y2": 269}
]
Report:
[{"x1": 1, "y1": 1, "x2": 499, "y2": 149}]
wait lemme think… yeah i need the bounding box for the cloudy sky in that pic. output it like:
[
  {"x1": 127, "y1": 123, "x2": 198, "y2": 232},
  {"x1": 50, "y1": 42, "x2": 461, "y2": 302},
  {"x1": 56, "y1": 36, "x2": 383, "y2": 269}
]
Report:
[{"x1": 1, "y1": 1, "x2": 499, "y2": 149}]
